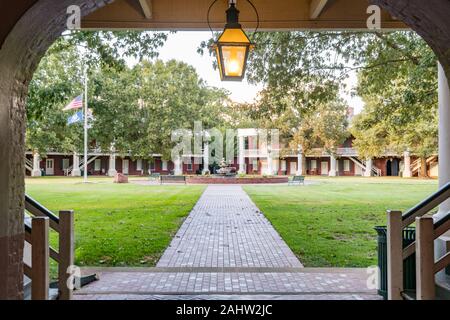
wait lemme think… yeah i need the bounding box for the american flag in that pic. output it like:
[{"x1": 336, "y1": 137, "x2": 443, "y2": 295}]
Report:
[{"x1": 63, "y1": 94, "x2": 83, "y2": 111}]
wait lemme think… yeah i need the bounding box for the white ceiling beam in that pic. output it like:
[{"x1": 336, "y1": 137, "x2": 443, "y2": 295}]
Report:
[
  {"x1": 310, "y1": 0, "x2": 329, "y2": 19},
  {"x1": 138, "y1": 0, "x2": 152, "y2": 20}
]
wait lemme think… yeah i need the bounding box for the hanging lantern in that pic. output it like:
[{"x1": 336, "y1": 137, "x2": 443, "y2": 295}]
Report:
[{"x1": 212, "y1": 2, "x2": 254, "y2": 81}]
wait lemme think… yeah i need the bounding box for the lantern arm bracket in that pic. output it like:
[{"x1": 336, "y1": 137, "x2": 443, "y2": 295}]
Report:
[{"x1": 207, "y1": 0, "x2": 260, "y2": 40}]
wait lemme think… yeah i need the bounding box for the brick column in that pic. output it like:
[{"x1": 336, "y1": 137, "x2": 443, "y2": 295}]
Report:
[
  {"x1": 31, "y1": 152, "x2": 42, "y2": 177},
  {"x1": 71, "y1": 153, "x2": 81, "y2": 177},
  {"x1": 329, "y1": 155, "x2": 337, "y2": 177},
  {"x1": 364, "y1": 158, "x2": 373, "y2": 177},
  {"x1": 238, "y1": 135, "x2": 245, "y2": 174},
  {"x1": 296, "y1": 146, "x2": 303, "y2": 175},
  {"x1": 403, "y1": 151, "x2": 412, "y2": 178},
  {"x1": 108, "y1": 153, "x2": 117, "y2": 177}
]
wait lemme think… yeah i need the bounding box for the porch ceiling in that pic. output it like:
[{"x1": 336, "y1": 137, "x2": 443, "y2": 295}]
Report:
[{"x1": 82, "y1": 0, "x2": 408, "y2": 30}]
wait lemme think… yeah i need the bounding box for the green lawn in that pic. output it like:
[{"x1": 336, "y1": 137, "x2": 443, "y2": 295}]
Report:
[
  {"x1": 244, "y1": 177, "x2": 438, "y2": 268},
  {"x1": 26, "y1": 177, "x2": 205, "y2": 270},
  {"x1": 26, "y1": 176, "x2": 439, "y2": 272}
]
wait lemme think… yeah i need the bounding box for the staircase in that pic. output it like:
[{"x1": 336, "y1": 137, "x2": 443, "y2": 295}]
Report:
[
  {"x1": 25, "y1": 157, "x2": 33, "y2": 174},
  {"x1": 349, "y1": 157, "x2": 382, "y2": 177},
  {"x1": 65, "y1": 155, "x2": 98, "y2": 176},
  {"x1": 411, "y1": 156, "x2": 438, "y2": 177},
  {"x1": 24, "y1": 195, "x2": 74, "y2": 300},
  {"x1": 386, "y1": 182, "x2": 450, "y2": 300}
]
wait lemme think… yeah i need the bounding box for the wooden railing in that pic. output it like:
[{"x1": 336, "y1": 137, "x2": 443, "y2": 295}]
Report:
[
  {"x1": 387, "y1": 181, "x2": 450, "y2": 300},
  {"x1": 24, "y1": 195, "x2": 74, "y2": 300}
]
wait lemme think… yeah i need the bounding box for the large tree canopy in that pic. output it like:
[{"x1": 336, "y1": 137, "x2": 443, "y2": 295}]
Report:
[
  {"x1": 212, "y1": 31, "x2": 437, "y2": 161},
  {"x1": 27, "y1": 32, "x2": 229, "y2": 159},
  {"x1": 349, "y1": 32, "x2": 438, "y2": 176},
  {"x1": 91, "y1": 59, "x2": 229, "y2": 159}
]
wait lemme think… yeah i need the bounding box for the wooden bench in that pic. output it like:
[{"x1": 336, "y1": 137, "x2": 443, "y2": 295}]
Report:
[
  {"x1": 149, "y1": 173, "x2": 161, "y2": 181},
  {"x1": 289, "y1": 175, "x2": 305, "y2": 185},
  {"x1": 160, "y1": 175, "x2": 186, "y2": 184}
]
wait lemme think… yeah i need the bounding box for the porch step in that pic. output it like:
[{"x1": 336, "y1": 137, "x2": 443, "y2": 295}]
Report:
[
  {"x1": 436, "y1": 274, "x2": 450, "y2": 300},
  {"x1": 24, "y1": 282, "x2": 58, "y2": 300},
  {"x1": 400, "y1": 277, "x2": 450, "y2": 300}
]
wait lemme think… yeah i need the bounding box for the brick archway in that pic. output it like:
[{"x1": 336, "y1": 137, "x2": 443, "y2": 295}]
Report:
[
  {"x1": 371, "y1": 0, "x2": 450, "y2": 77},
  {"x1": 0, "y1": 0, "x2": 113, "y2": 299},
  {"x1": 0, "y1": 0, "x2": 449, "y2": 299}
]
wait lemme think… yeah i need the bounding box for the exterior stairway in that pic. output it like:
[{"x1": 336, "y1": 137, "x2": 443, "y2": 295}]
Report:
[
  {"x1": 386, "y1": 182, "x2": 450, "y2": 300},
  {"x1": 23, "y1": 195, "x2": 75, "y2": 300}
]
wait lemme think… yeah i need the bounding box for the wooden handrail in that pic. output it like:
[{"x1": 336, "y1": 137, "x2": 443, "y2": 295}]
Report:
[
  {"x1": 24, "y1": 195, "x2": 74, "y2": 300},
  {"x1": 31, "y1": 217, "x2": 49, "y2": 300},
  {"x1": 402, "y1": 181, "x2": 450, "y2": 227},
  {"x1": 387, "y1": 181, "x2": 450, "y2": 300}
]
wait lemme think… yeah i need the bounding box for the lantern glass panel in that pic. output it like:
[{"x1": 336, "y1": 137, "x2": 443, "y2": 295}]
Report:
[{"x1": 221, "y1": 45, "x2": 247, "y2": 77}]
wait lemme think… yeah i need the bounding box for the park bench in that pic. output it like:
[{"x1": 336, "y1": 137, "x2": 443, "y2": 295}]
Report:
[
  {"x1": 160, "y1": 175, "x2": 186, "y2": 184},
  {"x1": 149, "y1": 173, "x2": 161, "y2": 181},
  {"x1": 289, "y1": 175, "x2": 305, "y2": 185}
]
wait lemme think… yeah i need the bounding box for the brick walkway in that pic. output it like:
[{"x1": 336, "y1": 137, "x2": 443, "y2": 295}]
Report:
[
  {"x1": 74, "y1": 185, "x2": 381, "y2": 300},
  {"x1": 157, "y1": 185, "x2": 302, "y2": 268}
]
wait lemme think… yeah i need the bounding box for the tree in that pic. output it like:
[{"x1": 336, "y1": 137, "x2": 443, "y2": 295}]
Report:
[
  {"x1": 241, "y1": 30, "x2": 437, "y2": 176},
  {"x1": 26, "y1": 44, "x2": 85, "y2": 155},
  {"x1": 90, "y1": 59, "x2": 229, "y2": 160},
  {"x1": 26, "y1": 30, "x2": 169, "y2": 155},
  {"x1": 350, "y1": 32, "x2": 438, "y2": 177}
]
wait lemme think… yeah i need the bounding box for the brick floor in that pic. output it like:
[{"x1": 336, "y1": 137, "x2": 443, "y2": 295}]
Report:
[
  {"x1": 75, "y1": 293, "x2": 382, "y2": 300},
  {"x1": 74, "y1": 185, "x2": 381, "y2": 300},
  {"x1": 75, "y1": 269, "x2": 377, "y2": 295},
  {"x1": 157, "y1": 186, "x2": 302, "y2": 268}
]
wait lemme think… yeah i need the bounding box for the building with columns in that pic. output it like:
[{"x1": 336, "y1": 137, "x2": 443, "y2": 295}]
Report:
[{"x1": 25, "y1": 136, "x2": 439, "y2": 178}]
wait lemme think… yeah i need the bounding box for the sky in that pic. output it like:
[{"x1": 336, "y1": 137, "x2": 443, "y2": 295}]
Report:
[{"x1": 154, "y1": 32, "x2": 365, "y2": 113}]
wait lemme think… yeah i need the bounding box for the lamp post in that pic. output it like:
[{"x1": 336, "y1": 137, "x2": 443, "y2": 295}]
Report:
[{"x1": 212, "y1": 1, "x2": 255, "y2": 81}]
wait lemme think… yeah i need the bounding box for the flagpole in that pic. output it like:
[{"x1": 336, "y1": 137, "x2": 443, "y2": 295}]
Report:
[{"x1": 83, "y1": 65, "x2": 88, "y2": 183}]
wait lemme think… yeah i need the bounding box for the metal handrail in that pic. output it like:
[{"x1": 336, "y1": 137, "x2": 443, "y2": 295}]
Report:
[{"x1": 401, "y1": 181, "x2": 450, "y2": 227}]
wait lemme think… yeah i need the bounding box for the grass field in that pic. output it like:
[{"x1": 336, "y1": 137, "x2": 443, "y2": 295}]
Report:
[
  {"x1": 26, "y1": 176, "x2": 438, "y2": 272},
  {"x1": 26, "y1": 177, "x2": 205, "y2": 270},
  {"x1": 244, "y1": 176, "x2": 438, "y2": 268}
]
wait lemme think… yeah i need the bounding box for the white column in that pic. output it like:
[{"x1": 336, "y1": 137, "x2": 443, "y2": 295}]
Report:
[
  {"x1": 267, "y1": 154, "x2": 273, "y2": 175},
  {"x1": 329, "y1": 155, "x2": 337, "y2": 177},
  {"x1": 31, "y1": 153, "x2": 42, "y2": 177},
  {"x1": 238, "y1": 135, "x2": 245, "y2": 174},
  {"x1": 174, "y1": 156, "x2": 183, "y2": 175},
  {"x1": 108, "y1": 153, "x2": 117, "y2": 177},
  {"x1": 71, "y1": 153, "x2": 81, "y2": 177},
  {"x1": 296, "y1": 150, "x2": 303, "y2": 175},
  {"x1": 435, "y1": 63, "x2": 450, "y2": 267},
  {"x1": 364, "y1": 158, "x2": 373, "y2": 177},
  {"x1": 203, "y1": 142, "x2": 209, "y2": 174},
  {"x1": 437, "y1": 63, "x2": 450, "y2": 218},
  {"x1": 403, "y1": 151, "x2": 412, "y2": 178}
]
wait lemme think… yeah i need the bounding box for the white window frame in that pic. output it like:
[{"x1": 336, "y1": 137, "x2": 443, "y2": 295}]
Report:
[
  {"x1": 281, "y1": 160, "x2": 287, "y2": 171},
  {"x1": 343, "y1": 159, "x2": 350, "y2": 172},
  {"x1": 162, "y1": 160, "x2": 168, "y2": 171},
  {"x1": 136, "y1": 159, "x2": 143, "y2": 171},
  {"x1": 62, "y1": 158, "x2": 70, "y2": 170},
  {"x1": 94, "y1": 159, "x2": 101, "y2": 171},
  {"x1": 187, "y1": 163, "x2": 193, "y2": 171},
  {"x1": 311, "y1": 159, "x2": 317, "y2": 170}
]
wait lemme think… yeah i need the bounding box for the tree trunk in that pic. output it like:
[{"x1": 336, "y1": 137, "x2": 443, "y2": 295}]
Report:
[{"x1": 419, "y1": 156, "x2": 428, "y2": 178}]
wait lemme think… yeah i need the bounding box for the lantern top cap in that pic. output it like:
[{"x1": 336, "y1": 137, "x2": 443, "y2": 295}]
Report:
[
  {"x1": 225, "y1": 3, "x2": 241, "y2": 28},
  {"x1": 216, "y1": 27, "x2": 253, "y2": 45}
]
